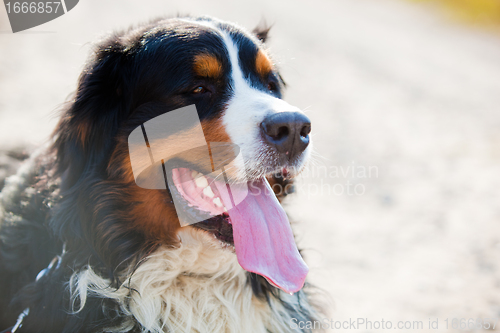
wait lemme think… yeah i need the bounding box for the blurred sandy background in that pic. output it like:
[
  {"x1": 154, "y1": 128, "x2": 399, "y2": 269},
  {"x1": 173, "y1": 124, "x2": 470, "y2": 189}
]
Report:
[{"x1": 1, "y1": 0, "x2": 500, "y2": 332}]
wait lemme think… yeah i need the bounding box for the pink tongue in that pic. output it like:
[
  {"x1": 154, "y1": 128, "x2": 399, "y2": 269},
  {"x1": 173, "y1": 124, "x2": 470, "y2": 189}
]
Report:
[{"x1": 214, "y1": 178, "x2": 308, "y2": 294}]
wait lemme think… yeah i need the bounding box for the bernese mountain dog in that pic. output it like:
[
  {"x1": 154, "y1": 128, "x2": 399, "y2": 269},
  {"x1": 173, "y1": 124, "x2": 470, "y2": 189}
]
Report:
[{"x1": 0, "y1": 16, "x2": 321, "y2": 333}]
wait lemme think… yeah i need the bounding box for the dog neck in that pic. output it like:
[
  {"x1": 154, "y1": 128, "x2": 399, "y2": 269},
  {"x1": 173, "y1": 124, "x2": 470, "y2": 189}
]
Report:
[{"x1": 70, "y1": 228, "x2": 300, "y2": 333}]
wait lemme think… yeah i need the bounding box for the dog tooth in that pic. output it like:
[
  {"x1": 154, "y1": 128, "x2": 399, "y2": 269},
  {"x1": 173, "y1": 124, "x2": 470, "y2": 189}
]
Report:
[
  {"x1": 203, "y1": 186, "x2": 214, "y2": 198},
  {"x1": 191, "y1": 170, "x2": 199, "y2": 179},
  {"x1": 194, "y1": 175, "x2": 209, "y2": 188},
  {"x1": 213, "y1": 197, "x2": 223, "y2": 207}
]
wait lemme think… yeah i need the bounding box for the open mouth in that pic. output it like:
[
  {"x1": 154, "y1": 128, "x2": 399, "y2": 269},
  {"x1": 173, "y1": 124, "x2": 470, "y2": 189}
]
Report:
[
  {"x1": 171, "y1": 167, "x2": 235, "y2": 245},
  {"x1": 170, "y1": 166, "x2": 309, "y2": 294}
]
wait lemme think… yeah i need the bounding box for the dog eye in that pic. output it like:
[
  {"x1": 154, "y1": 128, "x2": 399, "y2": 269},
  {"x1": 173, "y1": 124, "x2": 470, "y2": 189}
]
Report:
[
  {"x1": 192, "y1": 86, "x2": 207, "y2": 94},
  {"x1": 267, "y1": 82, "x2": 277, "y2": 92}
]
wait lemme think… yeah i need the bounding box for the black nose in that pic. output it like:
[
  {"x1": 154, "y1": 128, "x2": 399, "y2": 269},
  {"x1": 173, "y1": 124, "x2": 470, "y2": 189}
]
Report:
[{"x1": 260, "y1": 112, "x2": 311, "y2": 161}]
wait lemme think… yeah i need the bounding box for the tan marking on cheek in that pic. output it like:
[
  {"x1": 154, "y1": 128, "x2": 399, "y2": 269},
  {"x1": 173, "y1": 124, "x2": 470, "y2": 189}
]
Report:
[
  {"x1": 201, "y1": 117, "x2": 231, "y2": 143},
  {"x1": 129, "y1": 188, "x2": 181, "y2": 242},
  {"x1": 193, "y1": 54, "x2": 222, "y2": 78},
  {"x1": 255, "y1": 49, "x2": 273, "y2": 78},
  {"x1": 111, "y1": 143, "x2": 181, "y2": 243},
  {"x1": 127, "y1": 124, "x2": 209, "y2": 179},
  {"x1": 169, "y1": 117, "x2": 232, "y2": 174},
  {"x1": 201, "y1": 117, "x2": 244, "y2": 179}
]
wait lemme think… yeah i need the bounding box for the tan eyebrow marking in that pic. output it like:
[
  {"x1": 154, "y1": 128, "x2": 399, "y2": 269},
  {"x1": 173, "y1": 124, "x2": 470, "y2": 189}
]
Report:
[
  {"x1": 255, "y1": 49, "x2": 273, "y2": 78},
  {"x1": 193, "y1": 53, "x2": 223, "y2": 78}
]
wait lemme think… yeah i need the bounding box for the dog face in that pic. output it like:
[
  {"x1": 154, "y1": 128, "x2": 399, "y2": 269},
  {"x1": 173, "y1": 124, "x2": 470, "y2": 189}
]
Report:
[{"x1": 53, "y1": 17, "x2": 311, "y2": 293}]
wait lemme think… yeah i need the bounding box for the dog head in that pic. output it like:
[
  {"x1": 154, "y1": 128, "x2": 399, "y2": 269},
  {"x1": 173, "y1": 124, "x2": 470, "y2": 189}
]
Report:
[{"x1": 53, "y1": 16, "x2": 312, "y2": 293}]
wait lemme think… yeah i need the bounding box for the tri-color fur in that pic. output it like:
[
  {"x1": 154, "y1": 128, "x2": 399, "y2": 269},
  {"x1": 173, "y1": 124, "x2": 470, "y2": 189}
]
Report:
[{"x1": 0, "y1": 16, "x2": 320, "y2": 333}]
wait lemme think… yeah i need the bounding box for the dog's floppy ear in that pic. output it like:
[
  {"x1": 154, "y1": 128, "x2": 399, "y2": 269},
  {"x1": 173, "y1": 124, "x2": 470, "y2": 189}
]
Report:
[
  {"x1": 53, "y1": 37, "x2": 128, "y2": 190},
  {"x1": 253, "y1": 19, "x2": 272, "y2": 43}
]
